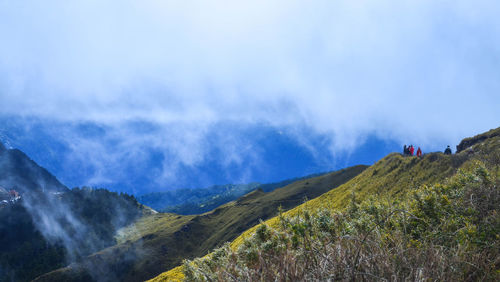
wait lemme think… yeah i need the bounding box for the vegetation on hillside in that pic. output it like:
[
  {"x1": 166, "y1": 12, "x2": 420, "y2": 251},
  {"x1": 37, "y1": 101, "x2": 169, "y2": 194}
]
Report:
[
  {"x1": 0, "y1": 188, "x2": 143, "y2": 282},
  {"x1": 456, "y1": 127, "x2": 500, "y2": 153},
  {"x1": 181, "y1": 160, "x2": 499, "y2": 281},
  {"x1": 138, "y1": 173, "x2": 327, "y2": 215},
  {"x1": 37, "y1": 166, "x2": 365, "y2": 281},
  {"x1": 151, "y1": 127, "x2": 500, "y2": 281}
]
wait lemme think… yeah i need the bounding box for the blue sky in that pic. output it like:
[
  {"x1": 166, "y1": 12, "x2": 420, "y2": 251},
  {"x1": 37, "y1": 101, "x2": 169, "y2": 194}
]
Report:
[{"x1": 1, "y1": 1, "x2": 499, "y2": 194}]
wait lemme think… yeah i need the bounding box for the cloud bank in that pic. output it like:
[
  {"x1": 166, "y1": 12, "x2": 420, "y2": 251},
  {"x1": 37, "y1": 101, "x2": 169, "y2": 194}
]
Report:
[{"x1": 1, "y1": 0, "x2": 499, "y2": 191}]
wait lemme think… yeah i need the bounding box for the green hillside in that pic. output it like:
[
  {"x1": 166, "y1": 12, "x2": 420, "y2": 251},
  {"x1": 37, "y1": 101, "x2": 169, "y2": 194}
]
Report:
[
  {"x1": 0, "y1": 188, "x2": 145, "y2": 282},
  {"x1": 152, "y1": 127, "x2": 500, "y2": 281},
  {"x1": 137, "y1": 172, "x2": 327, "y2": 215},
  {"x1": 137, "y1": 183, "x2": 260, "y2": 214},
  {"x1": 34, "y1": 165, "x2": 366, "y2": 281}
]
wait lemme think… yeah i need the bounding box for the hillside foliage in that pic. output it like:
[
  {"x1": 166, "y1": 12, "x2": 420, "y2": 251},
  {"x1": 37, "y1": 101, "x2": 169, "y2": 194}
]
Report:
[
  {"x1": 0, "y1": 188, "x2": 143, "y2": 282},
  {"x1": 37, "y1": 166, "x2": 364, "y2": 282},
  {"x1": 182, "y1": 161, "x2": 499, "y2": 281}
]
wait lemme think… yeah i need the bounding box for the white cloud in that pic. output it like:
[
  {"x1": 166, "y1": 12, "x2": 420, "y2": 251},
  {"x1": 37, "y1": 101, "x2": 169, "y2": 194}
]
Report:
[{"x1": 0, "y1": 0, "x2": 499, "y2": 189}]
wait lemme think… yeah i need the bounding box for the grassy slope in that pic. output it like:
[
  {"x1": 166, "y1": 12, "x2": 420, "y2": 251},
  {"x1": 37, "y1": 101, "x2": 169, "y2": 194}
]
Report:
[
  {"x1": 153, "y1": 126, "x2": 500, "y2": 281},
  {"x1": 140, "y1": 172, "x2": 328, "y2": 215},
  {"x1": 137, "y1": 183, "x2": 260, "y2": 214},
  {"x1": 35, "y1": 165, "x2": 366, "y2": 282},
  {"x1": 181, "y1": 161, "x2": 499, "y2": 280}
]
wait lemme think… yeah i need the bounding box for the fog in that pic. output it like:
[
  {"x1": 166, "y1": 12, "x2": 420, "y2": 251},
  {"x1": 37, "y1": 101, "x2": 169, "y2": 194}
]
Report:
[{"x1": 1, "y1": 0, "x2": 499, "y2": 191}]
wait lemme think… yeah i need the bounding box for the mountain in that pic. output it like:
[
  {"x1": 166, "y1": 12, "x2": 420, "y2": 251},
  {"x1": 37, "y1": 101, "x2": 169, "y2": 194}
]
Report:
[
  {"x1": 256, "y1": 172, "x2": 326, "y2": 192},
  {"x1": 456, "y1": 127, "x2": 500, "y2": 153},
  {"x1": 0, "y1": 142, "x2": 67, "y2": 193},
  {"x1": 0, "y1": 144, "x2": 147, "y2": 282},
  {"x1": 152, "y1": 127, "x2": 500, "y2": 281},
  {"x1": 33, "y1": 165, "x2": 366, "y2": 281},
  {"x1": 137, "y1": 183, "x2": 260, "y2": 214},
  {"x1": 137, "y1": 173, "x2": 327, "y2": 215}
]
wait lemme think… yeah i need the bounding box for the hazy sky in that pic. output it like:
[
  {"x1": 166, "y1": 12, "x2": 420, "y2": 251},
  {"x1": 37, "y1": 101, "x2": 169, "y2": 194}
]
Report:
[{"x1": 1, "y1": 1, "x2": 499, "y2": 193}]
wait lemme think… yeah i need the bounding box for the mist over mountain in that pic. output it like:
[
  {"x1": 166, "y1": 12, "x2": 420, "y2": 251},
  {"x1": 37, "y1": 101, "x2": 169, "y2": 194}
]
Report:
[
  {"x1": 1, "y1": 124, "x2": 498, "y2": 282},
  {"x1": 0, "y1": 1, "x2": 499, "y2": 281},
  {"x1": 30, "y1": 127, "x2": 500, "y2": 282},
  {"x1": 0, "y1": 121, "x2": 401, "y2": 195},
  {"x1": 0, "y1": 144, "x2": 146, "y2": 282}
]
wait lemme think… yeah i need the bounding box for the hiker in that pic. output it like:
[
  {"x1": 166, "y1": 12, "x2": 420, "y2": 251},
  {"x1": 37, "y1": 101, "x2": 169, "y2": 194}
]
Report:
[
  {"x1": 403, "y1": 145, "x2": 408, "y2": 156},
  {"x1": 409, "y1": 145, "x2": 415, "y2": 156},
  {"x1": 416, "y1": 147, "x2": 422, "y2": 157},
  {"x1": 444, "y1": 145, "x2": 452, "y2": 155}
]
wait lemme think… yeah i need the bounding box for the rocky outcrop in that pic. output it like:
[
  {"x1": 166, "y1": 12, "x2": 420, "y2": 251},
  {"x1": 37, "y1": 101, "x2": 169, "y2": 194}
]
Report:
[{"x1": 456, "y1": 127, "x2": 500, "y2": 153}]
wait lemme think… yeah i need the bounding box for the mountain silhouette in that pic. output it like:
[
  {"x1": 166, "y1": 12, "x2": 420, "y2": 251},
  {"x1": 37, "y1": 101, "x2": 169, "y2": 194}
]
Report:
[{"x1": 0, "y1": 142, "x2": 67, "y2": 194}]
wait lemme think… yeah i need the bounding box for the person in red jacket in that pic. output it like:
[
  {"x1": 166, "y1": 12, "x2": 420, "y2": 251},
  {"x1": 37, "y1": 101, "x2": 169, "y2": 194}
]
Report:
[
  {"x1": 416, "y1": 147, "x2": 422, "y2": 157},
  {"x1": 409, "y1": 145, "x2": 415, "y2": 156}
]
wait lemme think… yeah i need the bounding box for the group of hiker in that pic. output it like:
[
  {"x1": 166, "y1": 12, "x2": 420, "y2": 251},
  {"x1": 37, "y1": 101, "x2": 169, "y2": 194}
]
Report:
[
  {"x1": 403, "y1": 145, "x2": 422, "y2": 157},
  {"x1": 403, "y1": 145, "x2": 453, "y2": 156}
]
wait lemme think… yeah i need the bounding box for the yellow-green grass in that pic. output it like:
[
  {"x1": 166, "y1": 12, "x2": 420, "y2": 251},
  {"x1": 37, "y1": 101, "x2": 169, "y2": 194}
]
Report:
[
  {"x1": 115, "y1": 213, "x2": 195, "y2": 244},
  {"x1": 181, "y1": 160, "x2": 499, "y2": 281}
]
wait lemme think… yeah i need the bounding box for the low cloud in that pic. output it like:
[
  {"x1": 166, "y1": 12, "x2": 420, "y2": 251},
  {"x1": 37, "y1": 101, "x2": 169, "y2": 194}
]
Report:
[
  {"x1": 0, "y1": 0, "x2": 499, "y2": 191},
  {"x1": 22, "y1": 191, "x2": 90, "y2": 260}
]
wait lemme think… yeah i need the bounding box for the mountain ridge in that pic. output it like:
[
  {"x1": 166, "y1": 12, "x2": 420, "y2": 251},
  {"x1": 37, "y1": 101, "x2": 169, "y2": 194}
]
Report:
[
  {"x1": 137, "y1": 183, "x2": 261, "y2": 214},
  {"x1": 0, "y1": 144, "x2": 67, "y2": 193},
  {"x1": 137, "y1": 172, "x2": 328, "y2": 215}
]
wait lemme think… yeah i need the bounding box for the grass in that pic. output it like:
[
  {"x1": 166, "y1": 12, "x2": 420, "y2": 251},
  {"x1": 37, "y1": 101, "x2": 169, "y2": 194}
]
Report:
[
  {"x1": 230, "y1": 152, "x2": 467, "y2": 250},
  {"x1": 115, "y1": 213, "x2": 195, "y2": 244},
  {"x1": 35, "y1": 212, "x2": 195, "y2": 282}
]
